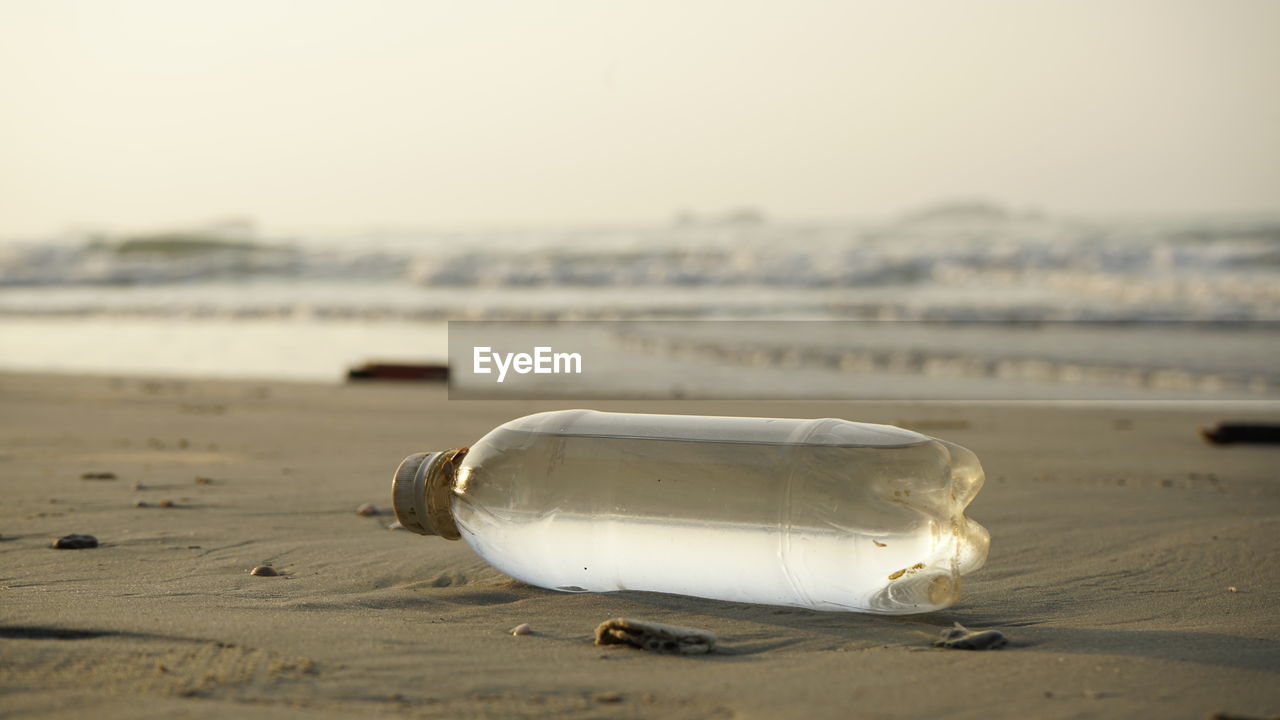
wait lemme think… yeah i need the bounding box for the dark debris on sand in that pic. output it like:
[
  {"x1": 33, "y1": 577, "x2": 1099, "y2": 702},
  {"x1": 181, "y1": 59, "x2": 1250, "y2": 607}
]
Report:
[
  {"x1": 934, "y1": 623, "x2": 1008, "y2": 650},
  {"x1": 51, "y1": 534, "x2": 99, "y2": 549},
  {"x1": 1200, "y1": 422, "x2": 1280, "y2": 445},
  {"x1": 595, "y1": 617, "x2": 716, "y2": 655}
]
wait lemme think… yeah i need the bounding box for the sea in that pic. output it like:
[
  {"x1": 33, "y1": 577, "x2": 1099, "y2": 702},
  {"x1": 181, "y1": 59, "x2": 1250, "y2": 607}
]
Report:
[{"x1": 1, "y1": 205, "x2": 1277, "y2": 404}]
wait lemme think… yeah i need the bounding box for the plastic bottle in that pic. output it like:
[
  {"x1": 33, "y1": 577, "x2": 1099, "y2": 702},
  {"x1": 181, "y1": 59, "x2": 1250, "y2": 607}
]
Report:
[{"x1": 392, "y1": 410, "x2": 989, "y2": 614}]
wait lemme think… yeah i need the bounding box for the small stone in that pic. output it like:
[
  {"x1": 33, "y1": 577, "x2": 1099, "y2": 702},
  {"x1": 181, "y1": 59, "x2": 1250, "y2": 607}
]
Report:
[
  {"x1": 250, "y1": 565, "x2": 279, "y2": 576},
  {"x1": 356, "y1": 503, "x2": 380, "y2": 516},
  {"x1": 133, "y1": 481, "x2": 147, "y2": 491},
  {"x1": 594, "y1": 692, "x2": 624, "y2": 703},
  {"x1": 194, "y1": 476, "x2": 212, "y2": 485},
  {"x1": 52, "y1": 534, "x2": 98, "y2": 549},
  {"x1": 511, "y1": 623, "x2": 533, "y2": 636},
  {"x1": 1227, "y1": 586, "x2": 1238, "y2": 593},
  {"x1": 387, "y1": 521, "x2": 407, "y2": 531},
  {"x1": 159, "y1": 500, "x2": 176, "y2": 508},
  {"x1": 80, "y1": 472, "x2": 116, "y2": 480},
  {"x1": 595, "y1": 617, "x2": 716, "y2": 655},
  {"x1": 135, "y1": 500, "x2": 149, "y2": 508},
  {"x1": 934, "y1": 622, "x2": 1008, "y2": 650}
]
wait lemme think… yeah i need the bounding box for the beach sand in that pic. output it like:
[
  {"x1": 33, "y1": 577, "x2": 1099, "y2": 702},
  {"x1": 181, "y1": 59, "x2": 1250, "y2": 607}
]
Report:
[{"x1": 1, "y1": 372, "x2": 1277, "y2": 719}]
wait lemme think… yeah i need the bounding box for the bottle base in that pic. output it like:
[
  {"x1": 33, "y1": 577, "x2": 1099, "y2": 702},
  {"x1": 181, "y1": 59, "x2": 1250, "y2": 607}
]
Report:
[{"x1": 865, "y1": 573, "x2": 959, "y2": 614}]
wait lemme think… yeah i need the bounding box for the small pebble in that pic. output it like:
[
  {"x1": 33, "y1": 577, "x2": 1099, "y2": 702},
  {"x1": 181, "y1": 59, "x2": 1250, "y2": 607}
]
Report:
[
  {"x1": 356, "y1": 503, "x2": 380, "y2": 517},
  {"x1": 250, "y1": 565, "x2": 279, "y2": 576},
  {"x1": 1227, "y1": 586, "x2": 1239, "y2": 593},
  {"x1": 595, "y1": 618, "x2": 716, "y2": 654},
  {"x1": 594, "y1": 692, "x2": 624, "y2": 704},
  {"x1": 934, "y1": 622, "x2": 1008, "y2": 650},
  {"x1": 511, "y1": 623, "x2": 533, "y2": 636},
  {"x1": 195, "y1": 476, "x2": 212, "y2": 485},
  {"x1": 133, "y1": 481, "x2": 147, "y2": 491},
  {"x1": 80, "y1": 472, "x2": 116, "y2": 480},
  {"x1": 52, "y1": 534, "x2": 98, "y2": 549},
  {"x1": 159, "y1": 500, "x2": 176, "y2": 508},
  {"x1": 135, "y1": 500, "x2": 149, "y2": 508},
  {"x1": 387, "y1": 521, "x2": 407, "y2": 531}
]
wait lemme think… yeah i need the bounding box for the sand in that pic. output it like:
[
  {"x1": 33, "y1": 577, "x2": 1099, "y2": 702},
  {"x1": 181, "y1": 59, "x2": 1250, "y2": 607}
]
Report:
[{"x1": 1, "y1": 371, "x2": 1277, "y2": 719}]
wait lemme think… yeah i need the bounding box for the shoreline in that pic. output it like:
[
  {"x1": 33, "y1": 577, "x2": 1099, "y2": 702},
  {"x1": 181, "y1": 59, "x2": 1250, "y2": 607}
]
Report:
[
  {"x1": 2, "y1": 366, "x2": 1278, "y2": 410},
  {"x1": 2, "y1": 315, "x2": 1277, "y2": 402}
]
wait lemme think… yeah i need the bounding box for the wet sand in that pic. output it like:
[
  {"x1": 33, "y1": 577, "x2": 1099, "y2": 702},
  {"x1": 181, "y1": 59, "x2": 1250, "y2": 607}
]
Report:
[{"x1": 1, "y1": 372, "x2": 1277, "y2": 719}]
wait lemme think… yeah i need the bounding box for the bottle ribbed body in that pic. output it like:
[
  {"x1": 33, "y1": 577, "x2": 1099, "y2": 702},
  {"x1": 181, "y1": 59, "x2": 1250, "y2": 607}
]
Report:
[{"x1": 443, "y1": 409, "x2": 988, "y2": 614}]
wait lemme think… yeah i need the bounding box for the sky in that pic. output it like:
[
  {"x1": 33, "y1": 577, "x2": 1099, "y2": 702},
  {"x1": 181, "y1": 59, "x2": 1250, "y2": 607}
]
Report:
[{"x1": 1, "y1": 0, "x2": 1278, "y2": 236}]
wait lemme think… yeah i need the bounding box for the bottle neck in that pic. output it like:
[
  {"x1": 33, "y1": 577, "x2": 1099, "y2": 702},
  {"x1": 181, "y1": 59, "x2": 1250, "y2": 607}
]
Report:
[{"x1": 391, "y1": 447, "x2": 468, "y2": 539}]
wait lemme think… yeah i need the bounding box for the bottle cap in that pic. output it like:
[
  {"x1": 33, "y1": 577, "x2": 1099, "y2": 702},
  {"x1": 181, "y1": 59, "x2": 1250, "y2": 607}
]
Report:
[{"x1": 391, "y1": 448, "x2": 467, "y2": 539}]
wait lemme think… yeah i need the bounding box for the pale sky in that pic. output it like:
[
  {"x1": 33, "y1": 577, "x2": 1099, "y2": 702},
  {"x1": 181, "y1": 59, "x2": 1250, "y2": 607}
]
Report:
[{"x1": 1, "y1": 0, "x2": 1277, "y2": 236}]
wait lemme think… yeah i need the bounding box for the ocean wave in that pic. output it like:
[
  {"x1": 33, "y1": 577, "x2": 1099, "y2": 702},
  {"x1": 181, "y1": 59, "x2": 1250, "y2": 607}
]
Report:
[{"x1": 1, "y1": 213, "x2": 1277, "y2": 321}]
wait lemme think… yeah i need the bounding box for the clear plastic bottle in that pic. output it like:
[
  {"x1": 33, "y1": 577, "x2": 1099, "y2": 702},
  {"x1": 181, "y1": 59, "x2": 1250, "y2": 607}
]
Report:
[{"x1": 392, "y1": 409, "x2": 989, "y2": 614}]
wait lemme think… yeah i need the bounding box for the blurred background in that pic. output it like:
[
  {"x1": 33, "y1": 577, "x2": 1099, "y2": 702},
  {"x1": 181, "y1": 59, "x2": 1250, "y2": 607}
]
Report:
[{"x1": 1, "y1": 0, "x2": 1277, "y2": 400}]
